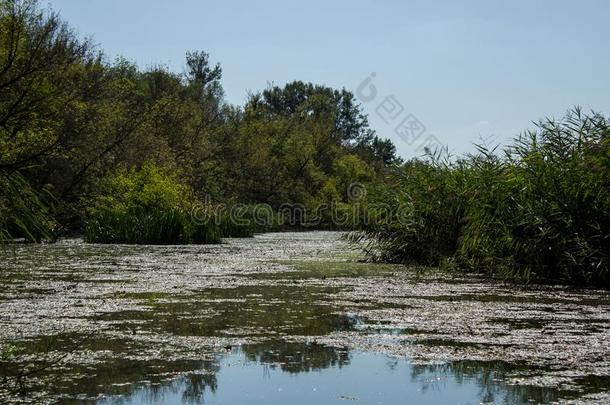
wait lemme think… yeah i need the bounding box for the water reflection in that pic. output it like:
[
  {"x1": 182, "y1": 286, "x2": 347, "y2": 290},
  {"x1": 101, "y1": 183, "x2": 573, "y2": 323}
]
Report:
[
  {"x1": 2, "y1": 324, "x2": 601, "y2": 404},
  {"x1": 91, "y1": 342, "x2": 572, "y2": 405},
  {"x1": 242, "y1": 341, "x2": 350, "y2": 374},
  {"x1": 410, "y1": 361, "x2": 560, "y2": 404}
]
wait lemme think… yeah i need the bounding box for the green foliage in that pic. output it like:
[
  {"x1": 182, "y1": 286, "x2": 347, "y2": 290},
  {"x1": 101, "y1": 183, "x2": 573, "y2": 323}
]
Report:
[
  {"x1": 199, "y1": 204, "x2": 285, "y2": 238},
  {"x1": 459, "y1": 109, "x2": 610, "y2": 285},
  {"x1": 0, "y1": 1, "x2": 398, "y2": 241},
  {"x1": 0, "y1": 0, "x2": 90, "y2": 241},
  {"x1": 190, "y1": 217, "x2": 222, "y2": 243},
  {"x1": 331, "y1": 154, "x2": 375, "y2": 200},
  {"x1": 357, "y1": 109, "x2": 610, "y2": 287},
  {"x1": 90, "y1": 162, "x2": 193, "y2": 214},
  {"x1": 353, "y1": 158, "x2": 466, "y2": 265},
  {"x1": 0, "y1": 0, "x2": 94, "y2": 172},
  {"x1": 5, "y1": 2, "x2": 607, "y2": 289},
  {"x1": 84, "y1": 208, "x2": 212, "y2": 245},
  {"x1": 198, "y1": 81, "x2": 397, "y2": 209},
  {"x1": 0, "y1": 171, "x2": 56, "y2": 242},
  {"x1": 216, "y1": 213, "x2": 256, "y2": 238},
  {"x1": 1, "y1": 343, "x2": 17, "y2": 360},
  {"x1": 84, "y1": 164, "x2": 220, "y2": 244}
]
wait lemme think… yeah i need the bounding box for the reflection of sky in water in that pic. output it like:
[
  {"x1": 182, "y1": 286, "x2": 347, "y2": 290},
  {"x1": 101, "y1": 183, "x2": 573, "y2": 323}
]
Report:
[{"x1": 99, "y1": 348, "x2": 551, "y2": 405}]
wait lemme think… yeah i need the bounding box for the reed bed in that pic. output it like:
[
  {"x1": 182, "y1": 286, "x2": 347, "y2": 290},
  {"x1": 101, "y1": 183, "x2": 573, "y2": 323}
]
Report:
[{"x1": 354, "y1": 109, "x2": 610, "y2": 286}]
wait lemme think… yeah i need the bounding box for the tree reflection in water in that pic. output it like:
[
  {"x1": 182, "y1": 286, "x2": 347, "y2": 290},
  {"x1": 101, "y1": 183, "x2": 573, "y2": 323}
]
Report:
[
  {"x1": 241, "y1": 341, "x2": 350, "y2": 374},
  {"x1": 409, "y1": 360, "x2": 564, "y2": 404},
  {"x1": 98, "y1": 343, "x2": 580, "y2": 405}
]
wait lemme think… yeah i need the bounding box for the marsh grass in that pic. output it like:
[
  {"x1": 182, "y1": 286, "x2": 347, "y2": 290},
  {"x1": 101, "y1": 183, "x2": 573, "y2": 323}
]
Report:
[
  {"x1": 217, "y1": 215, "x2": 255, "y2": 238},
  {"x1": 84, "y1": 208, "x2": 222, "y2": 244},
  {"x1": 355, "y1": 109, "x2": 610, "y2": 286},
  {"x1": 83, "y1": 204, "x2": 285, "y2": 244},
  {"x1": 84, "y1": 200, "x2": 291, "y2": 245}
]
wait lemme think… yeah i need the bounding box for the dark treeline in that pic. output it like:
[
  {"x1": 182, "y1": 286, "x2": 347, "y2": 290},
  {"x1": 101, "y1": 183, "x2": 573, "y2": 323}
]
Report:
[{"x1": 0, "y1": 0, "x2": 399, "y2": 243}]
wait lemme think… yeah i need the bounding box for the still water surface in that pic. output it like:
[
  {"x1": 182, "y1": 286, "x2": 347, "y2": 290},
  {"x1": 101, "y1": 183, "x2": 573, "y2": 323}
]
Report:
[
  {"x1": 102, "y1": 348, "x2": 534, "y2": 405},
  {"x1": 0, "y1": 232, "x2": 608, "y2": 403}
]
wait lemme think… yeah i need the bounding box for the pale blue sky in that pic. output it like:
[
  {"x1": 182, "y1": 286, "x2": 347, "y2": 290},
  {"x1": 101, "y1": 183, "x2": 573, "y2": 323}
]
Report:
[{"x1": 47, "y1": 0, "x2": 610, "y2": 158}]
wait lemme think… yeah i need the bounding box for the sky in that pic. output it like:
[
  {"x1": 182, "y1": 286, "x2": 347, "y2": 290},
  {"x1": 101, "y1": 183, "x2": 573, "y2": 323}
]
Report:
[{"x1": 46, "y1": 0, "x2": 610, "y2": 159}]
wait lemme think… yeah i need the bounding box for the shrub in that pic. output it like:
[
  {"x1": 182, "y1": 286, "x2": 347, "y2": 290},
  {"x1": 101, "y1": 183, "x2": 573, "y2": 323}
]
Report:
[
  {"x1": 214, "y1": 204, "x2": 284, "y2": 237},
  {"x1": 84, "y1": 163, "x2": 221, "y2": 244}
]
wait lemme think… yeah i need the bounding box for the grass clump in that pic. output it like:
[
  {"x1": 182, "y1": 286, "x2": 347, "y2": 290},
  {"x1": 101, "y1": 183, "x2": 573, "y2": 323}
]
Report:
[
  {"x1": 355, "y1": 108, "x2": 610, "y2": 287},
  {"x1": 84, "y1": 208, "x2": 221, "y2": 244}
]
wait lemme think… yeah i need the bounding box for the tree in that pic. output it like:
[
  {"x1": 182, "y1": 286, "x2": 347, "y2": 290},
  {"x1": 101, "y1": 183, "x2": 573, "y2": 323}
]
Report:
[{"x1": 0, "y1": 0, "x2": 94, "y2": 172}]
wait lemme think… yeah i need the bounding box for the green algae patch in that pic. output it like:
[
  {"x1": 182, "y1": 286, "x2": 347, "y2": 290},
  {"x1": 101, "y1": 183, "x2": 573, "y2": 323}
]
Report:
[{"x1": 265, "y1": 259, "x2": 420, "y2": 279}]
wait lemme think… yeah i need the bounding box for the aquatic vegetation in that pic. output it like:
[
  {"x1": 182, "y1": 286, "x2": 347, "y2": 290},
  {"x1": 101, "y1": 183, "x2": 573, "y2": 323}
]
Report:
[
  {"x1": 216, "y1": 213, "x2": 255, "y2": 238},
  {"x1": 84, "y1": 208, "x2": 220, "y2": 244},
  {"x1": 355, "y1": 109, "x2": 610, "y2": 287},
  {"x1": 214, "y1": 204, "x2": 283, "y2": 237},
  {"x1": 1, "y1": 344, "x2": 17, "y2": 360},
  {"x1": 1, "y1": 232, "x2": 609, "y2": 403}
]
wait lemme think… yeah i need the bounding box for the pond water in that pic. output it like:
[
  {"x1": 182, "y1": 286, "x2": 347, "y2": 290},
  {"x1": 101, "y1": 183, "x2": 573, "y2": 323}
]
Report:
[
  {"x1": 99, "y1": 347, "x2": 551, "y2": 405},
  {"x1": 0, "y1": 232, "x2": 609, "y2": 404}
]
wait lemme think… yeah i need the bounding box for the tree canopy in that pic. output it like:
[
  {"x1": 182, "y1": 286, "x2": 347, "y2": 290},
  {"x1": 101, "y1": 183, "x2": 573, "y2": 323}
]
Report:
[{"x1": 0, "y1": 0, "x2": 399, "y2": 241}]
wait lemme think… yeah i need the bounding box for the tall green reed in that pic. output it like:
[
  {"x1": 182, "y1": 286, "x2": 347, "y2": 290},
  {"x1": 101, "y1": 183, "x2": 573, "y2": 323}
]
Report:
[{"x1": 356, "y1": 108, "x2": 610, "y2": 286}]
